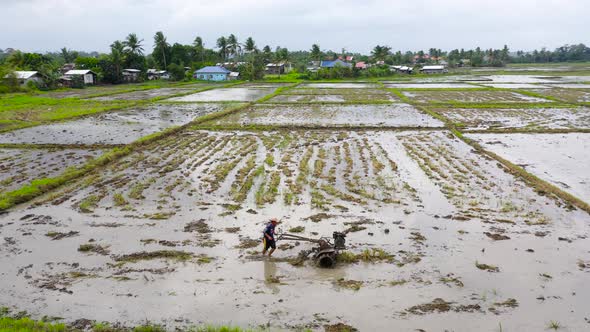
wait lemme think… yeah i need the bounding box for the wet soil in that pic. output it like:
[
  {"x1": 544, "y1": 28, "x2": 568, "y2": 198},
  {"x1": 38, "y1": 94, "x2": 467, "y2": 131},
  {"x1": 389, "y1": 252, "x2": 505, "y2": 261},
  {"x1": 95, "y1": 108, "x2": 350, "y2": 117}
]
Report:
[{"x1": 402, "y1": 90, "x2": 551, "y2": 103}]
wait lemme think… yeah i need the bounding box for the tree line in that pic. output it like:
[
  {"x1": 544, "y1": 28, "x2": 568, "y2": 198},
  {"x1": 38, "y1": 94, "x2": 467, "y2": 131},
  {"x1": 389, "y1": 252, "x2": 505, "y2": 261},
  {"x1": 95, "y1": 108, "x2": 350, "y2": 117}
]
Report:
[{"x1": 1, "y1": 33, "x2": 590, "y2": 90}]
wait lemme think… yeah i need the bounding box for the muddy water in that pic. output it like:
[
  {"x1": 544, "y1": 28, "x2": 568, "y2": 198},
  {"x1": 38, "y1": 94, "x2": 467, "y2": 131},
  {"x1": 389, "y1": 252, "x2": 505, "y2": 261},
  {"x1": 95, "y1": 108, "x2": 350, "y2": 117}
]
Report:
[
  {"x1": 0, "y1": 148, "x2": 102, "y2": 193},
  {"x1": 1, "y1": 130, "x2": 589, "y2": 331},
  {"x1": 211, "y1": 104, "x2": 444, "y2": 127},
  {"x1": 467, "y1": 133, "x2": 590, "y2": 203},
  {"x1": 0, "y1": 103, "x2": 228, "y2": 145},
  {"x1": 168, "y1": 88, "x2": 276, "y2": 102},
  {"x1": 547, "y1": 84, "x2": 590, "y2": 89}
]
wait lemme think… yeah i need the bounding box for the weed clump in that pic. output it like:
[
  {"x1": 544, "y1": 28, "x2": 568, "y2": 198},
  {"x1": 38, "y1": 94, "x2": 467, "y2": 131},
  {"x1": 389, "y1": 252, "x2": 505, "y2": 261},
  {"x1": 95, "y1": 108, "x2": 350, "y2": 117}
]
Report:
[{"x1": 114, "y1": 250, "x2": 194, "y2": 263}]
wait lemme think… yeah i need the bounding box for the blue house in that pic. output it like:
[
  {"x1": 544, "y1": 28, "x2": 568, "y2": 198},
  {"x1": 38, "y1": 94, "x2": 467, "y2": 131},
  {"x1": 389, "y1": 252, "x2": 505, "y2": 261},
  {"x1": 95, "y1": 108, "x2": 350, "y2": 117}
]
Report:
[
  {"x1": 320, "y1": 59, "x2": 352, "y2": 69},
  {"x1": 194, "y1": 66, "x2": 231, "y2": 81}
]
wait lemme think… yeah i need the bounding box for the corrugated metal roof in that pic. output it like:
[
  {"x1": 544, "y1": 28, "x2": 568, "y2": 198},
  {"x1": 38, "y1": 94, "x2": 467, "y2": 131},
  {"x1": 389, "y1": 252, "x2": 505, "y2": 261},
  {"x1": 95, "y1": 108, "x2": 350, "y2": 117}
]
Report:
[
  {"x1": 195, "y1": 66, "x2": 231, "y2": 74},
  {"x1": 123, "y1": 69, "x2": 141, "y2": 73},
  {"x1": 422, "y1": 65, "x2": 445, "y2": 70},
  {"x1": 10, "y1": 71, "x2": 39, "y2": 79},
  {"x1": 65, "y1": 70, "x2": 95, "y2": 75}
]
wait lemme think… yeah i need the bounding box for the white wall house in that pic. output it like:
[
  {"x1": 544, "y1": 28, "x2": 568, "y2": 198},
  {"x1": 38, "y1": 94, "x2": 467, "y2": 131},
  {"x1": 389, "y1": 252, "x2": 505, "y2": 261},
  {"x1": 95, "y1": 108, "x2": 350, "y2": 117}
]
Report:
[{"x1": 64, "y1": 70, "x2": 97, "y2": 84}]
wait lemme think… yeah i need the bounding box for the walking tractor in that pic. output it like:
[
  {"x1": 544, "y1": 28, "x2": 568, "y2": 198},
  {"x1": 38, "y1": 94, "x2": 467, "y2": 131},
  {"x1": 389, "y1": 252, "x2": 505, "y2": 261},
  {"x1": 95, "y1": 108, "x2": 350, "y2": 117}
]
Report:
[{"x1": 276, "y1": 231, "x2": 347, "y2": 268}]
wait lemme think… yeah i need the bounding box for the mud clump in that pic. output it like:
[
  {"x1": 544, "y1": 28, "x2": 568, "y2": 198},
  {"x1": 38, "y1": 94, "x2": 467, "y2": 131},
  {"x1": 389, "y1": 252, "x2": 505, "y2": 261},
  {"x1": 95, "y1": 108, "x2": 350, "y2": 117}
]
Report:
[
  {"x1": 114, "y1": 250, "x2": 194, "y2": 263},
  {"x1": 236, "y1": 238, "x2": 260, "y2": 249},
  {"x1": 484, "y1": 232, "x2": 511, "y2": 241},
  {"x1": 225, "y1": 227, "x2": 241, "y2": 233},
  {"x1": 476, "y1": 261, "x2": 500, "y2": 272},
  {"x1": 45, "y1": 231, "x2": 79, "y2": 240},
  {"x1": 406, "y1": 298, "x2": 482, "y2": 315},
  {"x1": 334, "y1": 278, "x2": 363, "y2": 291},
  {"x1": 184, "y1": 219, "x2": 211, "y2": 233},
  {"x1": 324, "y1": 323, "x2": 358, "y2": 332},
  {"x1": 406, "y1": 298, "x2": 452, "y2": 315},
  {"x1": 305, "y1": 213, "x2": 332, "y2": 223},
  {"x1": 289, "y1": 226, "x2": 305, "y2": 233},
  {"x1": 78, "y1": 244, "x2": 109, "y2": 255}
]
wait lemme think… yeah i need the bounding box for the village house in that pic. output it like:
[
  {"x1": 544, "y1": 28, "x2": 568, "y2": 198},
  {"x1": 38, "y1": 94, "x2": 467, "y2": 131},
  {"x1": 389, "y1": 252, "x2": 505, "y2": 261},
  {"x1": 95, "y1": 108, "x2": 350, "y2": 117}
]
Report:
[
  {"x1": 229, "y1": 72, "x2": 240, "y2": 80},
  {"x1": 420, "y1": 65, "x2": 448, "y2": 74},
  {"x1": 60, "y1": 63, "x2": 76, "y2": 74},
  {"x1": 122, "y1": 69, "x2": 142, "y2": 83},
  {"x1": 147, "y1": 69, "x2": 170, "y2": 80},
  {"x1": 63, "y1": 69, "x2": 97, "y2": 85},
  {"x1": 355, "y1": 62, "x2": 368, "y2": 70},
  {"x1": 265, "y1": 63, "x2": 285, "y2": 75},
  {"x1": 5, "y1": 71, "x2": 44, "y2": 86},
  {"x1": 391, "y1": 65, "x2": 414, "y2": 74},
  {"x1": 320, "y1": 59, "x2": 352, "y2": 69},
  {"x1": 194, "y1": 66, "x2": 231, "y2": 81}
]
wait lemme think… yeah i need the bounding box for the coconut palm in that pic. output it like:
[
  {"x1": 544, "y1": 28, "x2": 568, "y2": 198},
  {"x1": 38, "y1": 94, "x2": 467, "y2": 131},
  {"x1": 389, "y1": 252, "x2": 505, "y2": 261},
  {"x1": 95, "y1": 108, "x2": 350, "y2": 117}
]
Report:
[
  {"x1": 217, "y1": 36, "x2": 228, "y2": 60},
  {"x1": 193, "y1": 36, "x2": 204, "y2": 62},
  {"x1": 227, "y1": 34, "x2": 240, "y2": 58},
  {"x1": 123, "y1": 33, "x2": 144, "y2": 55},
  {"x1": 153, "y1": 31, "x2": 169, "y2": 68},
  {"x1": 244, "y1": 37, "x2": 256, "y2": 53},
  {"x1": 371, "y1": 45, "x2": 391, "y2": 62},
  {"x1": 310, "y1": 44, "x2": 321, "y2": 63}
]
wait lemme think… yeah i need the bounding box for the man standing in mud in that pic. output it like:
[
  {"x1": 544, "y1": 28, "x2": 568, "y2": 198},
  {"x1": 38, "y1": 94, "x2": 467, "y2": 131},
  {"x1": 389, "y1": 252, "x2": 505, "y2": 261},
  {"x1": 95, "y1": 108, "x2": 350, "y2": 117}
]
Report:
[{"x1": 262, "y1": 218, "x2": 279, "y2": 257}]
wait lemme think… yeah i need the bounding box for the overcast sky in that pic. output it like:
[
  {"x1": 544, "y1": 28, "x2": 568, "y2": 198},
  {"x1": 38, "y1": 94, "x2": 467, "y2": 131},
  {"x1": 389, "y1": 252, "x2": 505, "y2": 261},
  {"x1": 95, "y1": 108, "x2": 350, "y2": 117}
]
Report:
[{"x1": 1, "y1": 0, "x2": 588, "y2": 54}]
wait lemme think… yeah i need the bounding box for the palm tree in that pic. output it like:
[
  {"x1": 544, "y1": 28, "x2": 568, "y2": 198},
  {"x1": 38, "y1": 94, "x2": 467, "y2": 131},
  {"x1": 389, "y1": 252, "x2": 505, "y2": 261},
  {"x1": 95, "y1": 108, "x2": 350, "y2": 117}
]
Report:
[
  {"x1": 244, "y1": 37, "x2": 256, "y2": 53},
  {"x1": 227, "y1": 34, "x2": 240, "y2": 58},
  {"x1": 153, "y1": 31, "x2": 169, "y2": 68},
  {"x1": 60, "y1": 47, "x2": 74, "y2": 63},
  {"x1": 310, "y1": 44, "x2": 321, "y2": 63},
  {"x1": 123, "y1": 33, "x2": 144, "y2": 55},
  {"x1": 110, "y1": 41, "x2": 124, "y2": 80},
  {"x1": 193, "y1": 36, "x2": 204, "y2": 62},
  {"x1": 371, "y1": 45, "x2": 391, "y2": 62},
  {"x1": 217, "y1": 36, "x2": 228, "y2": 61}
]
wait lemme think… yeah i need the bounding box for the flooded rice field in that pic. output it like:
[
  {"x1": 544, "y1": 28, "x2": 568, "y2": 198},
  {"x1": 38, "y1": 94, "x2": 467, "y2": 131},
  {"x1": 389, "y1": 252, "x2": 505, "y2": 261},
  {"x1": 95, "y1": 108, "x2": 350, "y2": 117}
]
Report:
[
  {"x1": 300, "y1": 83, "x2": 378, "y2": 89},
  {"x1": 528, "y1": 88, "x2": 590, "y2": 103},
  {"x1": 467, "y1": 133, "x2": 590, "y2": 204},
  {"x1": 403, "y1": 90, "x2": 551, "y2": 103},
  {"x1": 384, "y1": 83, "x2": 479, "y2": 89},
  {"x1": 0, "y1": 148, "x2": 103, "y2": 193},
  {"x1": 1, "y1": 130, "x2": 589, "y2": 331},
  {"x1": 168, "y1": 87, "x2": 276, "y2": 102},
  {"x1": 480, "y1": 83, "x2": 551, "y2": 89},
  {"x1": 431, "y1": 107, "x2": 590, "y2": 130},
  {"x1": 267, "y1": 88, "x2": 399, "y2": 103},
  {"x1": 207, "y1": 104, "x2": 444, "y2": 128},
  {"x1": 0, "y1": 103, "x2": 229, "y2": 145},
  {"x1": 90, "y1": 87, "x2": 201, "y2": 101}
]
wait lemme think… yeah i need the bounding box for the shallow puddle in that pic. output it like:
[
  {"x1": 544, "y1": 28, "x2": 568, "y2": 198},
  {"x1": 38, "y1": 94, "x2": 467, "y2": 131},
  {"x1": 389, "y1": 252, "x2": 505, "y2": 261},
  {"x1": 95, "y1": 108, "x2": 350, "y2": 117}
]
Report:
[
  {"x1": 0, "y1": 103, "x2": 229, "y2": 145},
  {"x1": 299, "y1": 83, "x2": 378, "y2": 89}
]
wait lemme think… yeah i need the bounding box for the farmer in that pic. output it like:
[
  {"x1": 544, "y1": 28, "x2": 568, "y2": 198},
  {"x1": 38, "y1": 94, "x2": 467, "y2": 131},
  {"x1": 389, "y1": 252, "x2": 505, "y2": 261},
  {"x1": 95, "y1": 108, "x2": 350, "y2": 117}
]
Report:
[{"x1": 262, "y1": 218, "x2": 279, "y2": 257}]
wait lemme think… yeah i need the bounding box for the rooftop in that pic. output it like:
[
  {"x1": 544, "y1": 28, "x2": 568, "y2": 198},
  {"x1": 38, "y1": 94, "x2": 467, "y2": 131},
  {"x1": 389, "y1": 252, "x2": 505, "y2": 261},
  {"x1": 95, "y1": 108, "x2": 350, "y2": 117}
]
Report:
[{"x1": 195, "y1": 66, "x2": 231, "y2": 74}]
